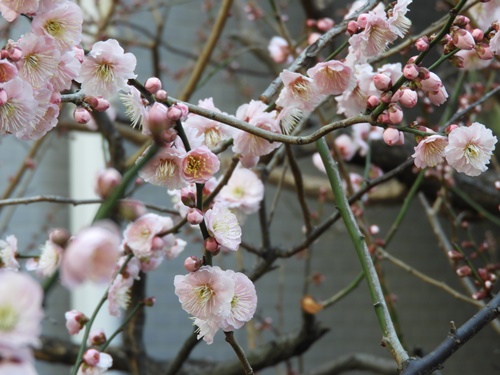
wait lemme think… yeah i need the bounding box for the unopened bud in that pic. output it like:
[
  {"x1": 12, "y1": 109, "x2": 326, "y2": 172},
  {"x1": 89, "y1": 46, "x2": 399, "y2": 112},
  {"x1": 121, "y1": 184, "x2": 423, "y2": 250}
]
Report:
[
  {"x1": 94, "y1": 168, "x2": 122, "y2": 199},
  {"x1": 373, "y1": 73, "x2": 392, "y2": 91},
  {"x1": 49, "y1": 228, "x2": 71, "y2": 248},
  {"x1": 382, "y1": 127, "x2": 404, "y2": 146},
  {"x1": 204, "y1": 237, "x2": 220, "y2": 255},
  {"x1": 456, "y1": 265, "x2": 472, "y2": 277},
  {"x1": 186, "y1": 208, "x2": 204, "y2": 225},
  {"x1": 155, "y1": 89, "x2": 168, "y2": 101},
  {"x1": 366, "y1": 95, "x2": 380, "y2": 109},
  {"x1": 143, "y1": 297, "x2": 156, "y2": 306},
  {"x1": 317, "y1": 17, "x2": 334, "y2": 32},
  {"x1": 415, "y1": 36, "x2": 429, "y2": 51},
  {"x1": 87, "y1": 329, "x2": 107, "y2": 346},
  {"x1": 83, "y1": 349, "x2": 101, "y2": 366},
  {"x1": 94, "y1": 97, "x2": 110, "y2": 112},
  {"x1": 74, "y1": 107, "x2": 92, "y2": 124},
  {"x1": 118, "y1": 199, "x2": 147, "y2": 221},
  {"x1": 184, "y1": 256, "x2": 202, "y2": 272},
  {"x1": 145, "y1": 77, "x2": 162, "y2": 94},
  {"x1": 346, "y1": 20, "x2": 360, "y2": 35},
  {"x1": 180, "y1": 188, "x2": 196, "y2": 208},
  {"x1": 403, "y1": 64, "x2": 419, "y2": 80},
  {"x1": 444, "y1": 124, "x2": 458, "y2": 134},
  {"x1": 471, "y1": 28, "x2": 484, "y2": 42}
]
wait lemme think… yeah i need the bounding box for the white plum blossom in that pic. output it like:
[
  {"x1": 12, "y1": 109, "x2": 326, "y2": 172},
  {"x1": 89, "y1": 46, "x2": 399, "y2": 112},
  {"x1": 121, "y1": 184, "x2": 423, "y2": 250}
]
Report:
[
  {"x1": 0, "y1": 235, "x2": 19, "y2": 271},
  {"x1": 204, "y1": 202, "x2": 242, "y2": 251}
]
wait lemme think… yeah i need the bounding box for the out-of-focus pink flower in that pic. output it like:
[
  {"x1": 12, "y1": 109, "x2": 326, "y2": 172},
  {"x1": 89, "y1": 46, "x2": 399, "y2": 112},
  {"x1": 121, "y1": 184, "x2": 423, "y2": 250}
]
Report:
[
  {"x1": 0, "y1": 0, "x2": 39, "y2": 22},
  {"x1": 77, "y1": 39, "x2": 137, "y2": 98},
  {"x1": 317, "y1": 17, "x2": 334, "y2": 31},
  {"x1": 181, "y1": 146, "x2": 220, "y2": 184},
  {"x1": 174, "y1": 265, "x2": 235, "y2": 320},
  {"x1": 138, "y1": 145, "x2": 186, "y2": 189},
  {"x1": 267, "y1": 36, "x2": 291, "y2": 64},
  {"x1": 165, "y1": 238, "x2": 186, "y2": 260},
  {"x1": 306, "y1": 60, "x2": 352, "y2": 96},
  {"x1": 444, "y1": 122, "x2": 497, "y2": 176},
  {"x1": 219, "y1": 270, "x2": 257, "y2": 331},
  {"x1": 312, "y1": 152, "x2": 326, "y2": 174},
  {"x1": 31, "y1": 1, "x2": 82, "y2": 52},
  {"x1": 382, "y1": 127, "x2": 404, "y2": 146},
  {"x1": 0, "y1": 235, "x2": 19, "y2": 271},
  {"x1": 26, "y1": 239, "x2": 62, "y2": 277},
  {"x1": 216, "y1": 168, "x2": 264, "y2": 216},
  {"x1": 276, "y1": 70, "x2": 323, "y2": 113},
  {"x1": 61, "y1": 223, "x2": 121, "y2": 289},
  {"x1": 0, "y1": 347, "x2": 38, "y2": 375},
  {"x1": 204, "y1": 202, "x2": 242, "y2": 252},
  {"x1": 78, "y1": 349, "x2": 112, "y2": 375},
  {"x1": 490, "y1": 31, "x2": 500, "y2": 55},
  {"x1": 123, "y1": 213, "x2": 174, "y2": 259},
  {"x1": 94, "y1": 168, "x2": 122, "y2": 199},
  {"x1": 65, "y1": 309, "x2": 88, "y2": 335},
  {"x1": 144, "y1": 77, "x2": 162, "y2": 94},
  {"x1": 412, "y1": 134, "x2": 448, "y2": 168},
  {"x1": 87, "y1": 329, "x2": 106, "y2": 346},
  {"x1": 0, "y1": 271, "x2": 43, "y2": 349},
  {"x1": 334, "y1": 134, "x2": 359, "y2": 161}
]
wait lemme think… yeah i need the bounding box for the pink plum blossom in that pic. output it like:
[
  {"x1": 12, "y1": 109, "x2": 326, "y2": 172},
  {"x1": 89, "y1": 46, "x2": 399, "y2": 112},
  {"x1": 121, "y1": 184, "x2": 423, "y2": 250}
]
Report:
[
  {"x1": 204, "y1": 202, "x2": 242, "y2": 251},
  {"x1": 217, "y1": 167, "x2": 264, "y2": 216},
  {"x1": 107, "y1": 274, "x2": 132, "y2": 318},
  {"x1": 0, "y1": 235, "x2": 19, "y2": 271},
  {"x1": 50, "y1": 49, "x2": 81, "y2": 91},
  {"x1": 181, "y1": 146, "x2": 220, "y2": 184},
  {"x1": 388, "y1": 0, "x2": 413, "y2": 38},
  {"x1": 174, "y1": 265, "x2": 235, "y2": 320},
  {"x1": 77, "y1": 39, "x2": 137, "y2": 98},
  {"x1": 0, "y1": 347, "x2": 38, "y2": 375},
  {"x1": 78, "y1": 349, "x2": 112, "y2": 375},
  {"x1": 193, "y1": 317, "x2": 220, "y2": 344},
  {"x1": 412, "y1": 134, "x2": 449, "y2": 169},
  {"x1": 334, "y1": 134, "x2": 359, "y2": 161},
  {"x1": 65, "y1": 310, "x2": 88, "y2": 335},
  {"x1": 138, "y1": 145, "x2": 186, "y2": 189},
  {"x1": 0, "y1": 59, "x2": 17, "y2": 82},
  {"x1": 276, "y1": 70, "x2": 323, "y2": 113},
  {"x1": 276, "y1": 106, "x2": 302, "y2": 134},
  {"x1": 0, "y1": 271, "x2": 43, "y2": 349},
  {"x1": 183, "y1": 98, "x2": 234, "y2": 149},
  {"x1": 94, "y1": 168, "x2": 122, "y2": 199},
  {"x1": 61, "y1": 223, "x2": 121, "y2": 289},
  {"x1": 444, "y1": 122, "x2": 497, "y2": 176},
  {"x1": 0, "y1": 77, "x2": 37, "y2": 137},
  {"x1": 123, "y1": 213, "x2": 174, "y2": 259},
  {"x1": 306, "y1": 60, "x2": 353, "y2": 96},
  {"x1": 16, "y1": 33, "x2": 60, "y2": 89},
  {"x1": 490, "y1": 31, "x2": 500, "y2": 55},
  {"x1": 219, "y1": 270, "x2": 257, "y2": 331},
  {"x1": 31, "y1": 1, "x2": 83, "y2": 52},
  {"x1": 120, "y1": 86, "x2": 148, "y2": 129}
]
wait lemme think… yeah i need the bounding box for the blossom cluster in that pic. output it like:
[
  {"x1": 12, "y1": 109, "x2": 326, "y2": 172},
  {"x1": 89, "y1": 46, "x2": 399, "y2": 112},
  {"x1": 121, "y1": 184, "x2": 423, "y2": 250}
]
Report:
[{"x1": 174, "y1": 265, "x2": 257, "y2": 344}]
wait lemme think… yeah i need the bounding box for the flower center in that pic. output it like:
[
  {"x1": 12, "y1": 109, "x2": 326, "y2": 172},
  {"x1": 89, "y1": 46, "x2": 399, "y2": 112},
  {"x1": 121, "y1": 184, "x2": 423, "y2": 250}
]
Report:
[
  {"x1": 96, "y1": 62, "x2": 115, "y2": 82},
  {"x1": 291, "y1": 77, "x2": 313, "y2": 100},
  {"x1": 204, "y1": 128, "x2": 222, "y2": 148},
  {"x1": 185, "y1": 156, "x2": 208, "y2": 178},
  {"x1": 45, "y1": 20, "x2": 64, "y2": 38},
  {"x1": 194, "y1": 284, "x2": 214, "y2": 306},
  {"x1": 0, "y1": 304, "x2": 18, "y2": 332},
  {"x1": 156, "y1": 160, "x2": 176, "y2": 181},
  {"x1": 232, "y1": 186, "x2": 245, "y2": 199}
]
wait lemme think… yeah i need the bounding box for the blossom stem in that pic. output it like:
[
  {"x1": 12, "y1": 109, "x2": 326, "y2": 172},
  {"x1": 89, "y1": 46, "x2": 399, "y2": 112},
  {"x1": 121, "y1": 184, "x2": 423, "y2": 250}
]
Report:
[
  {"x1": 316, "y1": 137, "x2": 409, "y2": 367},
  {"x1": 99, "y1": 300, "x2": 146, "y2": 352},
  {"x1": 384, "y1": 169, "x2": 425, "y2": 245},
  {"x1": 224, "y1": 331, "x2": 254, "y2": 375},
  {"x1": 71, "y1": 254, "x2": 134, "y2": 375}
]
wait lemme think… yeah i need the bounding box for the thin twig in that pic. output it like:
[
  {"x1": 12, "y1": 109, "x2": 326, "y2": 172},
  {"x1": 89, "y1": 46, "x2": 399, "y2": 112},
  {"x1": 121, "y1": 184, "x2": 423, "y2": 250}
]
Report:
[{"x1": 224, "y1": 331, "x2": 254, "y2": 375}]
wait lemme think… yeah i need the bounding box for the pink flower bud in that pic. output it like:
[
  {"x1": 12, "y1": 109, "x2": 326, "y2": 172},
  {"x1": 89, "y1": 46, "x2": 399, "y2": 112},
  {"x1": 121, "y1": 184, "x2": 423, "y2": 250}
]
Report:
[
  {"x1": 453, "y1": 15, "x2": 470, "y2": 28},
  {"x1": 305, "y1": 19, "x2": 316, "y2": 28},
  {"x1": 476, "y1": 43, "x2": 493, "y2": 60},
  {"x1": 387, "y1": 104, "x2": 403, "y2": 125},
  {"x1": 472, "y1": 289, "x2": 488, "y2": 300},
  {"x1": 308, "y1": 32, "x2": 321, "y2": 45},
  {"x1": 204, "y1": 237, "x2": 220, "y2": 255},
  {"x1": 447, "y1": 250, "x2": 464, "y2": 260},
  {"x1": 151, "y1": 236, "x2": 165, "y2": 251},
  {"x1": 147, "y1": 102, "x2": 170, "y2": 137},
  {"x1": 65, "y1": 310, "x2": 88, "y2": 335},
  {"x1": 7, "y1": 46, "x2": 22, "y2": 62},
  {"x1": 471, "y1": 29, "x2": 484, "y2": 42},
  {"x1": 403, "y1": 64, "x2": 419, "y2": 80},
  {"x1": 84, "y1": 96, "x2": 99, "y2": 108},
  {"x1": 373, "y1": 73, "x2": 392, "y2": 91},
  {"x1": 155, "y1": 89, "x2": 168, "y2": 101},
  {"x1": 369, "y1": 225, "x2": 379, "y2": 235},
  {"x1": 74, "y1": 107, "x2": 92, "y2": 124},
  {"x1": 145, "y1": 77, "x2": 162, "y2": 94},
  {"x1": 94, "y1": 97, "x2": 110, "y2": 112},
  {"x1": 394, "y1": 88, "x2": 418, "y2": 108},
  {"x1": 382, "y1": 127, "x2": 404, "y2": 146},
  {"x1": 415, "y1": 37, "x2": 429, "y2": 51},
  {"x1": 180, "y1": 188, "x2": 196, "y2": 207},
  {"x1": 478, "y1": 268, "x2": 489, "y2": 281},
  {"x1": 456, "y1": 265, "x2": 472, "y2": 277},
  {"x1": 186, "y1": 208, "x2": 204, "y2": 225},
  {"x1": 366, "y1": 95, "x2": 380, "y2": 109},
  {"x1": 317, "y1": 17, "x2": 334, "y2": 31},
  {"x1": 184, "y1": 256, "x2": 202, "y2": 272},
  {"x1": 143, "y1": 297, "x2": 156, "y2": 306},
  {"x1": 83, "y1": 349, "x2": 101, "y2": 366},
  {"x1": 346, "y1": 20, "x2": 360, "y2": 35},
  {"x1": 160, "y1": 128, "x2": 178, "y2": 144},
  {"x1": 94, "y1": 168, "x2": 122, "y2": 199},
  {"x1": 51, "y1": 91, "x2": 61, "y2": 105},
  {"x1": 444, "y1": 124, "x2": 458, "y2": 134},
  {"x1": 452, "y1": 27, "x2": 475, "y2": 50},
  {"x1": 49, "y1": 228, "x2": 71, "y2": 248},
  {"x1": 87, "y1": 329, "x2": 107, "y2": 346},
  {"x1": 357, "y1": 14, "x2": 368, "y2": 28},
  {"x1": 380, "y1": 91, "x2": 393, "y2": 104},
  {"x1": 418, "y1": 67, "x2": 431, "y2": 80},
  {"x1": 166, "y1": 106, "x2": 182, "y2": 122}
]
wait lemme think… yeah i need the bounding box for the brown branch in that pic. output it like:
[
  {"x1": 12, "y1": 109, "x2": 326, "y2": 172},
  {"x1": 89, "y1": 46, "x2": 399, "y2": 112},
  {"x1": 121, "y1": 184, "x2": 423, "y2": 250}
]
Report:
[{"x1": 305, "y1": 352, "x2": 398, "y2": 375}]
